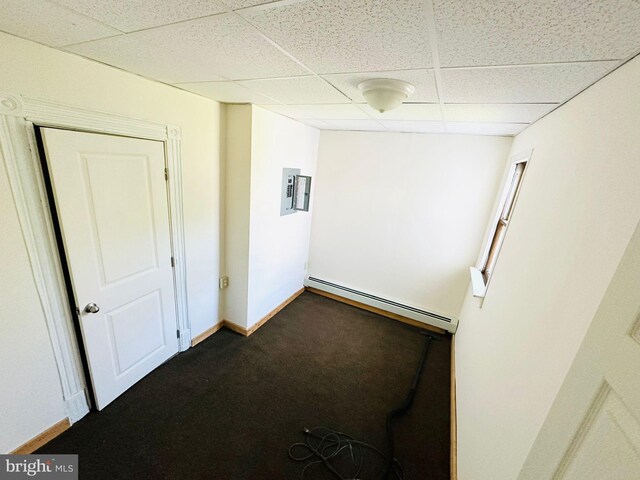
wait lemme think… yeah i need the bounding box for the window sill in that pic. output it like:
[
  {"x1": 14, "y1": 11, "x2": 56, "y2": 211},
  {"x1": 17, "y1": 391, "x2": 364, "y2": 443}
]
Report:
[{"x1": 469, "y1": 267, "x2": 487, "y2": 298}]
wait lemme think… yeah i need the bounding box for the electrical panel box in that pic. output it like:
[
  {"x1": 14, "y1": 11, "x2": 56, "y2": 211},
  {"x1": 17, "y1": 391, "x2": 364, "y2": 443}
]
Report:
[
  {"x1": 294, "y1": 175, "x2": 312, "y2": 212},
  {"x1": 280, "y1": 168, "x2": 312, "y2": 216},
  {"x1": 280, "y1": 168, "x2": 300, "y2": 216}
]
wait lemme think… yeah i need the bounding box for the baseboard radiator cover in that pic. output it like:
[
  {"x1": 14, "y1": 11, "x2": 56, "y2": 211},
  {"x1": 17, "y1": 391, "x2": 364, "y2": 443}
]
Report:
[{"x1": 304, "y1": 277, "x2": 458, "y2": 333}]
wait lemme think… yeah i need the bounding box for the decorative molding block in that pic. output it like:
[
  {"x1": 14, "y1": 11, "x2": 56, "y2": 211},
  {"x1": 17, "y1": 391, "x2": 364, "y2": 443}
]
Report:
[
  {"x1": 65, "y1": 390, "x2": 91, "y2": 423},
  {"x1": 0, "y1": 92, "x2": 24, "y2": 116},
  {"x1": 167, "y1": 124, "x2": 182, "y2": 140}
]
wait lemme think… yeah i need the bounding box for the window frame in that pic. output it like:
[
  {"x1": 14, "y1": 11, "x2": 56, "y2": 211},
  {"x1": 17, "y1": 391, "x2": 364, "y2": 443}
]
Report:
[{"x1": 471, "y1": 149, "x2": 532, "y2": 299}]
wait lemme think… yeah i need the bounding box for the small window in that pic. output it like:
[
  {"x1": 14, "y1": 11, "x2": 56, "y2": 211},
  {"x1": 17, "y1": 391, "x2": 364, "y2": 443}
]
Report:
[
  {"x1": 472, "y1": 151, "x2": 530, "y2": 297},
  {"x1": 482, "y1": 160, "x2": 526, "y2": 283}
]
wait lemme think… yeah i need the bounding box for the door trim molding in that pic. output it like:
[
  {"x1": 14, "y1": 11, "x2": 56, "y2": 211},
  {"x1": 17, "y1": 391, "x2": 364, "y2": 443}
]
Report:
[{"x1": 0, "y1": 92, "x2": 191, "y2": 423}]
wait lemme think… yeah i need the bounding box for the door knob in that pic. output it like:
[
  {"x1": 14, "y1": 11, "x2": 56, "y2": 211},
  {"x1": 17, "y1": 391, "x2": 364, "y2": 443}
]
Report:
[{"x1": 84, "y1": 303, "x2": 100, "y2": 313}]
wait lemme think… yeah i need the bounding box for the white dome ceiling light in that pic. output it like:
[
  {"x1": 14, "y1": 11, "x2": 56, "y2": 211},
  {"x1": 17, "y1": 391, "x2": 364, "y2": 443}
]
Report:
[{"x1": 358, "y1": 78, "x2": 416, "y2": 113}]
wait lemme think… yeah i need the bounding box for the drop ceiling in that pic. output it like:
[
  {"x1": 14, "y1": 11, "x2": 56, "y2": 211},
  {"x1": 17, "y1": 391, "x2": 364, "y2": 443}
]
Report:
[{"x1": 2, "y1": 0, "x2": 640, "y2": 135}]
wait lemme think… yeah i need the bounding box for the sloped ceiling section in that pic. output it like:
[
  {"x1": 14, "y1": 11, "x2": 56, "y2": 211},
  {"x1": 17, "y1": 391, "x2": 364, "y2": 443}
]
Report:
[{"x1": 2, "y1": 0, "x2": 639, "y2": 135}]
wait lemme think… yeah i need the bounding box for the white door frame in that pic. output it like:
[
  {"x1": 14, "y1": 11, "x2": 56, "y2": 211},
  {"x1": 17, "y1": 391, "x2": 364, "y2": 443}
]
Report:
[{"x1": 0, "y1": 92, "x2": 191, "y2": 423}]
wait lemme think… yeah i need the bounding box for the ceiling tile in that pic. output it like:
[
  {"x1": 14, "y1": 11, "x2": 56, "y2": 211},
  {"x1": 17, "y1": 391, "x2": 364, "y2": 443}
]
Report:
[
  {"x1": 54, "y1": 0, "x2": 227, "y2": 32},
  {"x1": 260, "y1": 104, "x2": 372, "y2": 120},
  {"x1": 380, "y1": 120, "x2": 445, "y2": 133},
  {"x1": 434, "y1": 0, "x2": 640, "y2": 67},
  {"x1": 323, "y1": 119, "x2": 387, "y2": 132},
  {"x1": 239, "y1": 76, "x2": 350, "y2": 104},
  {"x1": 445, "y1": 122, "x2": 527, "y2": 136},
  {"x1": 177, "y1": 81, "x2": 277, "y2": 103},
  {"x1": 65, "y1": 34, "x2": 228, "y2": 83},
  {"x1": 242, "y1": 0, "x2": 433, "y2": 74},
  {"x1": 441, "y1": 62, "x2": 619, "y2": 103},
  {"x1": 444, "y1": 104, "x2": 557, "y2": 123},
  {"x1": 323, "y1": 69, "x2": 438, "y2": 103},
  {"x1": 66, "y1": 13, "x2": 308, "y2": 82},
  {"x1": 0, "y1": 0, "x2": 121, "y2": 47},
  {"x1": 364, "y1": 103, "x2": 442, "y2": 121}
]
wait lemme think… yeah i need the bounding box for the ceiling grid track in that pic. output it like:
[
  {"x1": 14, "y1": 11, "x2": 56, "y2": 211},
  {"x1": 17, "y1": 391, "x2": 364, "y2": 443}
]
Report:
[
  {"x1": 423, "y1": 0, "x2": 448, "y2": 133},
  {"x1": 226, "y1": 0, "x2": 387, "y2": 130},
  {"x1": 2, "y1": 0, "x2": 639, "y2": 134}
]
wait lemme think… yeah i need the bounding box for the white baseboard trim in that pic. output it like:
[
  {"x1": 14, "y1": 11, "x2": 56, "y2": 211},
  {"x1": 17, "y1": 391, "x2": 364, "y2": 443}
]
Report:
[{"x1": 305, "y1": 276, "x2": 458, "y2": 333}]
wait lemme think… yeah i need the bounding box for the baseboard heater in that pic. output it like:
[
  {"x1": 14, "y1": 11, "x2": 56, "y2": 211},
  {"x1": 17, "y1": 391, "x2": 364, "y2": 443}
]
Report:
[{"x1": 304, "y1": 277, "x2": 458, "y2": 333}]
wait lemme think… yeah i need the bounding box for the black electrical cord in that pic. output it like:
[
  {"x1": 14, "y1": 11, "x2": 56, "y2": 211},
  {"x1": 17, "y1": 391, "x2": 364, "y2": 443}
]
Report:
[
  {"x1": 383, "y1": 332, "x2": 434, "y2": 479},
  {"x1": 288, "y1": 331, "x2": 436, "y2": 480},
  {"x1": 288, "y1": 426, "x2": 403, "y2": 480}
]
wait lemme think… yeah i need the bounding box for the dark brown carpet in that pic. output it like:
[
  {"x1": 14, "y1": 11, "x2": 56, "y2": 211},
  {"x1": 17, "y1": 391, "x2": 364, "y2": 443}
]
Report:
[{"x1": 37, "y1": 291, "x2": 452, "y2": 479}]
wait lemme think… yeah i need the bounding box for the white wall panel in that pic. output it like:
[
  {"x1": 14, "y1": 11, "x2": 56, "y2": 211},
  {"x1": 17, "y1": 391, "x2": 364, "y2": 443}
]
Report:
[
  {"x1": 308, "y1": 130, "x2": 511, "y2": 317},
  {"x1": 455, "y1": 54, "x2": 640, "y2": 480}
]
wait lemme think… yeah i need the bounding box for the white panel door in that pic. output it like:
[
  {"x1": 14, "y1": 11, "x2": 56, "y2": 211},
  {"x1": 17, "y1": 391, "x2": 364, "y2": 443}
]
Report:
[
  {"x1": 518, "y1": 221, "x2": 640, "y2": 479},
  {"x1": 41, "y1": 128, "x2": 179, "y2": 410}
]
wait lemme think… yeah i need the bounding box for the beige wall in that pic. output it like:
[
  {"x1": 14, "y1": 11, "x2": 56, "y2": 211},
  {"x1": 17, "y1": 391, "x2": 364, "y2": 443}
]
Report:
[
  {"x1": 247, "y1": 107, "x2": 318, "y2": 326},
  {"x1": 223, "y1": 106, "x2": 319, "y2": 328},
  {"x1": 0, "y1": 154, "x2": 66, "y2": 453},
  {"x1": 0, "y1": 32, "x2": 222, "y2": 452},
  {"x1": 223, "y1": 105, "x2": 252, "y2": 326},
  {"x1": 308, "y1": 130, "x2": 512, "y2": 318},
  {"x1": 455, "y1": 55, "x2": 640, "y2": 480}
]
